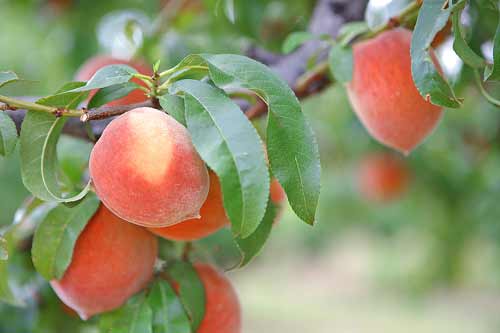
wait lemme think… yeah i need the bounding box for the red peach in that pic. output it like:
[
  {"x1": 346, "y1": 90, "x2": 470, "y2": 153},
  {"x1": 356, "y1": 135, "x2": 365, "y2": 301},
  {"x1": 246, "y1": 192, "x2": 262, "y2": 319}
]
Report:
[
  {"x1": 50, "y1": 205, "x2": 158, "y2": 320},
  {"x1": 89, "y1": 107, "x2": 209, "y2": 227},
  {"x1": 347, "y1": 28, "x2": 443, "y2": 154},
  {"x1": 194, "y1": 263, "x2": 241, "y2": 333},
  {"x1": 357, "y1": 152, "x2": 410, "y2": 202}
]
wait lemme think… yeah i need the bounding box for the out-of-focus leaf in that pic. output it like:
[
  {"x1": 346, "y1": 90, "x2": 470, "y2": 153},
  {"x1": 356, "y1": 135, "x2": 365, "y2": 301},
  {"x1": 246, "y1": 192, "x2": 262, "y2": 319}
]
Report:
[
  {"x1": 167, "y1": 261, "x2": 206, "y2": 331},
  {"x1": 365, "y1": 0, "x2": 413, "y2": 30},
  {"x1": 0, "y1": 71, "x2": 19, "y2": 90},
  {"x1": 0, "y1": 238, "x2": 7, "y2": 261},
  {"x1": 282, "y1": 31, "x2": 315, "y2": 54},
  {"x1": 0, "y1": 111, "x2": 18, "y2": 157},
  {"x1": 147, "y1": 279, "x2": 191, "y2": 333},
  {"x1": 31, "y1": 193, "x2": 99, "y2": 280},
  {"x1": 170, "y1": 79, "x2": 269, "y2": 238},
  {"x1": 411, "y1": 0, "x2": 462, "y2": 108},
  {"x1": 100, "y1": 292, "x2": 152, "y2": 333},
  {"x1": 337, "y1": 21, "x2": 370, "y2": 45},
  {"x1": 328, "y1": 43, "x2": 353, "y2": 83}
]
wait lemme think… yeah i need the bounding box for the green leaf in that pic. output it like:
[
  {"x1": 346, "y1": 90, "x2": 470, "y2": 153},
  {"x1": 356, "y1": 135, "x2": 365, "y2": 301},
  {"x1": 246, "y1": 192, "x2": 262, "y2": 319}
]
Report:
[
  {"x1": 31, "y1": 193, "x2": 99, "y2": 280},
  {"x1": 100, "y1": 292, "x2": 153, "y2": 333},
  {"x1": 170, "y1": 80, "x2": 269, "y2": 238},
  {"x1": 147, "y1": 280, "x2": 191, "y2": 333},
  {"x1": 0, "y1": 198, "x2": 54, "y2": 306},
  {"x1": 37, "y1": 82, "x2": 88, "y2": 109},
  {"x1": 0, "y1": 71, "x2": 19, "y2": 89},
  {"x1": 158, "y1": 94, "x2": 186, "y2": 126},
  {"x1": 452, "y1": 0, "x2": 486, "y2": 69},
  {"x1": 153, "y1": 60, "x2": 161, "y2": 73},
  {"x1": 235, "y1": 202, "x2": 276, "y2": 267},
  {"x1": 20, "y1": 111, "x2": 91, "y2": 202},
  {"x1": 0, "y1": 111, "x2": 18, "y2": 156},
  {"x1": 88, "y1": 82, "x2": 140, "y2": 108},
  {"x1": 70, "y1": 65, "x2": 138, "y2": 92},
  {"x1": 337, "y1": 21, "x2": 370, "y2": 46},
  {"x1": 57, "y1": 135, "x2": 93, "y2": 186},
  {"x1": 188, "y1": 54, "x2": 321, "y2": 225},
  {"x1": 167, "y1": 261, "x2": 206, "y2": 331},
  {"x1": 282, "y1": 31, "x2": 315, "y2": 54},
  {"x1": 328, "y1": 43, "x2": 353, "y2": 83},
  {"x1": 484, "y1": 15, "x2": 500, "y2": 81},
  {"x1": 411, "y1": 0, "x2": 462, "y2": 108}
]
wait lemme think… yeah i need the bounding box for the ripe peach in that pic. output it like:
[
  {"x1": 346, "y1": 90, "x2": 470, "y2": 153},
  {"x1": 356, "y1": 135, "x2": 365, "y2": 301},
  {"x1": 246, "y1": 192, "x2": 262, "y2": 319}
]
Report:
[
  {"x1": 357, "y1": 152, "x2": 410, "y2": 202},
  {"x1": 194, "y1": 263, "x2": 241, "y2": 333},
  {"x1": 75, "y1": 55, "x2": 152, "y2": 106},
  {"x1": 148, "y1": 171, "x2": 229, "y2": 241},
  {"x1": 50, "y1": 205, "x2": 158, "y2": 320},
  {"x1": 89, "y1": 107, "x2": 209, "y2": 227},
  {"x1": 347, "y1": 28, "x2": 443, "y2": 154}
]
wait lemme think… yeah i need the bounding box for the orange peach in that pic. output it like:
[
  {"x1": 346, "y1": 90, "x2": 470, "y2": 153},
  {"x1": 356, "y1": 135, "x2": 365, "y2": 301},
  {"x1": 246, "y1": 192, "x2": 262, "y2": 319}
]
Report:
[
  {"x1": 75, "y1": 55, "x2": 152, "y2": 106},
  {"x1": 194, "y1": 263, "x2": 241, "y2": 333},
  {"x1": 347, "y1": 28, "x2": 443, "y2": 154},
  {"x1": 89, "y1": 107, "x2": 209, "y2": 227},
  {"x1": 50, "y1": 205, "x2": 158, "y2": 320},
  {"x1": 148, "y1": 172, "x2": 229, "y2": 241},
  {"x1": 357, "y1": 152, "x2": 410, "y2": 202}
]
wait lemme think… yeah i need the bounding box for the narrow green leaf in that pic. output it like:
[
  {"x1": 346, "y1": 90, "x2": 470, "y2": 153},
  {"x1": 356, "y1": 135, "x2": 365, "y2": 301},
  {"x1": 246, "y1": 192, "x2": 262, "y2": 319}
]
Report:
[
  {"x1": 153, "y1": 60, "x2": 161, "y2": 73},
  {"x1": 20, "y1": 111, "x2": 91, "y2": 202},
  {"x1": 148, "y1": 279, "x2": 191, "y2": 333},
  {"x1": 0, "y1": 71, "x2": 19, "y2": 89},
  {"x1": 235, "y1": 202, "x2": 276, "y2": 267},
  {"x1": 282, "y1": 31, "x2": 315, "y2": 54},
  {"x1": 170, "y1": 80, "x2": 269, "y2": 238},
  {"x1": 484, "y1": 15, "x2": 500, "y2": 81},
  {"x1": 158, "y1": 94, "x2": 186, "y2": 126},
  {"x1": 167, "y1": 261, "x2": 206, "y2": 331},
  {"x1": 37, "y1": 81, "x2": 88, "y2": 109},
  {"x1": 0, "y1": 111, "x2": 18, "y2": 156},
  {"x1": 88, "y1": 82, "x2": 140, "y2": 108},
  {"x1": 31, "y1": 193, "x2": 99, "y2": 280},
  {"x1": 328, "y1": 43, "x2": 353, "y2": 83},
  {"x1": 100, "y1": 292, "x2": 153, "y2": 333},
  {"x1": 452, "y1": 1, "x2": 486, "y2": 69},
  {"x1": 70, "y1": 65, "x2": 138, "y2": 92},
  {"x1": 192, "y1": 54, "x2": 321, "y2": 225},
  {"x1": 411, "y1": 0, "x2": 462, "y2": 108}
]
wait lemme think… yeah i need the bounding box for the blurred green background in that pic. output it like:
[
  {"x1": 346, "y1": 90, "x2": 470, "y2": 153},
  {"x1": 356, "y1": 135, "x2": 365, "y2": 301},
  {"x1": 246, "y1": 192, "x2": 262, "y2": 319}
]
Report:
[{"x1": 1, "y1": 0, "x2": 500, "y2": 332}]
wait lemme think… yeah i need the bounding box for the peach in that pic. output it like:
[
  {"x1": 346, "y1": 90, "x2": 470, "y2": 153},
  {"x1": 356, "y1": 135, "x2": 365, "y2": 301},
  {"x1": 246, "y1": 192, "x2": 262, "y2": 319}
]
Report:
[
  {"x1": 194, "y1": 263, "x2": 241, "y2": 333},
  {"x1": 50, "y1": 205, "x2": 158, "y2": 320},
  {"x1": 89, "y1": 107, "x2": 209, "y2": 227},
  {"x1": 75, "y1": 55, "x2": 152, "y2": 106},
  {"x1": 357, "y1": 152, "x2": 410, "y2": 202},
  {"x1": 149, "y1": 173, "x2": 286, "y2": 240},
  {"x1": 347, "y1": 28, "x2": 443, "y2": 154}
]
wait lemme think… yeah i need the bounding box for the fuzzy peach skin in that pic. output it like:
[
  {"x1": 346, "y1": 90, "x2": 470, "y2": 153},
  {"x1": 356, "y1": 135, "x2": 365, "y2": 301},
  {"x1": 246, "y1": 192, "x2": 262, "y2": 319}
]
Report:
[
  {"x1": 194, "y1": 263, "x2": 241, "y2": 333},
  {"x1": 358, "y1": 152, "x2": 410, "y2": 202},
  {"x1": 50, "y1": 205, "x2": 158, "y2": 320},
  {"x1": 347, "y1": 28, "x2": 443, "y2": 154},
  {"x1": 89, "y1": 107, "x2": 209, "y2": 227},
  {"x1": 75, "y1": 55, "x2": 152, "y2": 106},
  {"x1": 148, "y1": 171, "x2": 229, "y2": 241}
]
